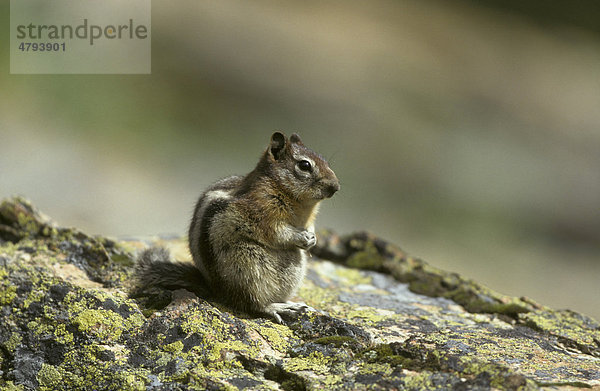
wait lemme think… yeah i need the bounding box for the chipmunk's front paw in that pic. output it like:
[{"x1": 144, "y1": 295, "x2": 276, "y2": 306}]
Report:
[
  {"x1": 264, "y1": 301, "x2": 313, "y2": 324},
  {"x1": 296, "y1": 230, "x2": 316, "y2": 250}
]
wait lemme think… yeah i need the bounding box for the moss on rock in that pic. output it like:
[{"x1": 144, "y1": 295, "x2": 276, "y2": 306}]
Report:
[{"x1": 1, "y1": 197, "x2": 599, "y2": 390}]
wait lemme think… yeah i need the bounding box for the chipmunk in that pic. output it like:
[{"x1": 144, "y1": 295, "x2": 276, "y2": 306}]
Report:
[{"x1": 135, "y1": 132, "x2": 339, "y2": 323}]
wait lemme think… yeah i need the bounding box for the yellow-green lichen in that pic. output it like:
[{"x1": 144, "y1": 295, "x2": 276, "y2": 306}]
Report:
[
  {"x1": 246, "y1": 321, "x2": 297, "y2": 353},
  {"x1": 23, "y1": 288, "x2": 45, "y2": 309},
  {"x1": 57, "y1": 323, "x2": 76, "y2": 344},
  {"x1": 444, "y1": 352, "x2": 536, "y2": 390},
  {"x1": 37, "y1": 364, "x2": 63, "y2": 390},
  {"x1": 0, "y1": 242, "x2": 19, "y2": 258},
  {"x1": 110, "y1": 253, "x2": 135, "y2": 267},
  {"x1": 207, "y1": 340, "x2": 252, "y2": 366},
  {"x1": 3, "y1": 332, "x2": 23, "y2": 352},
  {"x1": 364, "y1": 344, "x2": 411, "y2": 367},
  {"x1": 122, "y1": 374, "x2": 146, "y2": 391},
  {"x1": 62, "y1": 288, "x2": 144, "y2": 341},
  {"x1": 164, "y1": 340, "x2": 184, "y2": 353},
  {"x1": 401, "y1": 371, "x2": 436, "y2": 390},
  {"x1": 297, "y1": 280, "x2": 339, "y2": 309},
  {"x1": 16, "y1": 210, "x2": 43, "y2": 236},
  {"x1": 184, "y1": 359, "x2": 267, "y2": 390},
  {"x1": 449, "y1": 287, "x2": 529, "y2": 316},
  {"x1": 346, "y1": 308, "x2": 389, "y2": 325},
  {"x1": 155, "y1": 351, "x2": 174, "y2": 368},
  {"x1": 1, "y1": 381, "x2": 26, "y2": 391},
  {"x1": 345, "y1": 243, "x2": 385, "y2": 271},
  {"x1": 180, "y1": 307, "x2": 225, "y2": 335},
  {"x1": 55, "y1": 346, "x2": 149, "y2": 390},
  {"x1": 73, "y1": 309, "x2": 127, "y2": 340},
  {"x1": 320, "y1": 374, "x2": 343, "y2": 388},
  {"x1": 520, "y1": 310, "x2": 600, "y2": 348},
  {"x1": 358, "y1": 362, "x2": 393, "y2": 377},
  {"x1": 26, "y1": 318, "x2": 74, "y2": 345},
  {"x1": 178, "y1": 307, "x2": 261, "y2": 370},
  {"x1": 4, "y1": 198, "x2": 600, "y2": 390},
  {"x1": 0, "y1": 284, "x2": 17, "y2": 305},
  {"x1": 334, "y1": 267, "x2": 372, "y2": 286},
  {"x1": 41, "y1": 225, "x2": 59, "y2": 237},
  {"x1": 284, "y1": 351, "x2": 332, "y2": 375}
]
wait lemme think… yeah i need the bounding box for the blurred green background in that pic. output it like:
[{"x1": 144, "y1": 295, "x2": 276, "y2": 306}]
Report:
[{"x1": 2, "y1": 1, "x2": 599, "y2": 319}]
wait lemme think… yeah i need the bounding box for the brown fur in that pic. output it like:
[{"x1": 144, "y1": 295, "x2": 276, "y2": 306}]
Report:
[{"x1": 135, "y1": 132, "x2": 339, "y2": 323}]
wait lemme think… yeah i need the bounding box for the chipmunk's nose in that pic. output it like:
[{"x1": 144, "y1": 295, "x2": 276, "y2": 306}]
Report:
[{"x1": 324, "y1": 181, "x2": 340, "y2": 198}]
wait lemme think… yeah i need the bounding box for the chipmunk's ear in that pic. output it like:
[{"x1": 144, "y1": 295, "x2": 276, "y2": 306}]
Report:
[
  {"x1": 269, "y1": 132, "x2": 288, "y2": 160},
  {"x1": 289, "y1": 133, "x2": 304, "y2": 146}
]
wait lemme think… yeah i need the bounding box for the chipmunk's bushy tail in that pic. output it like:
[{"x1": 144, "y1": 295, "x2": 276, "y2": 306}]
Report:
[{"x1": 134, "y1": 247, "x2": 210, "y2": 298}]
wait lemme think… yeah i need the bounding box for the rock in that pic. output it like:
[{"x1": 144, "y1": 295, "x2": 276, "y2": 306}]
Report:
[{"x1": 1, "y1": 196, "x2": 599, "y2": 390}]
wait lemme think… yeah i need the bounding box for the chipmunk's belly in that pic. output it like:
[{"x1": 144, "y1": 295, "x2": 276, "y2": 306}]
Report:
[
  {"x1": 240, "y1": 246, "x2": 306, "y2": 304},
  {"x1": 254, "y1": 247, "x2": 306, "y2": 302}
]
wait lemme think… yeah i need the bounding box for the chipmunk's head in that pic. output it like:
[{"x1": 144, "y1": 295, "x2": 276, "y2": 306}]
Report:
[{"x1": 265, "y1": 131, "x2": 340, "y2": 202}]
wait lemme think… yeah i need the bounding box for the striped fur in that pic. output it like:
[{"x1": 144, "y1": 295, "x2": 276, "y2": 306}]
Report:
[{"x1": 135, "y1": 132, "x2": 339, "y2": 321}]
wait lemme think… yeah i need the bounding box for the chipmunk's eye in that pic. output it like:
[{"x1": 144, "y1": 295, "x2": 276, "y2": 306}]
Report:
[{"x1": 298, "y1": 160, "x2": 312, "y2": 172}]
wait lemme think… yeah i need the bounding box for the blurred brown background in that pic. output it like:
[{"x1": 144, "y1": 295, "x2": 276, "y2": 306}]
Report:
[{"x1": 2, "y1": 0, "x2": 599, "y2": 319}]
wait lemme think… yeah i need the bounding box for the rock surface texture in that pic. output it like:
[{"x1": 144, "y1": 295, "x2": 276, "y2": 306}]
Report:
[{"x1": 1, "y1": 196, "x2": 599, "y2": 390}]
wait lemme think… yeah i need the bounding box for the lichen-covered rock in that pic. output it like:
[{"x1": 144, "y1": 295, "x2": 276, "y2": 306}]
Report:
[{"x1": 1, "y1": 197, "x2": 599, "y2": 390}]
